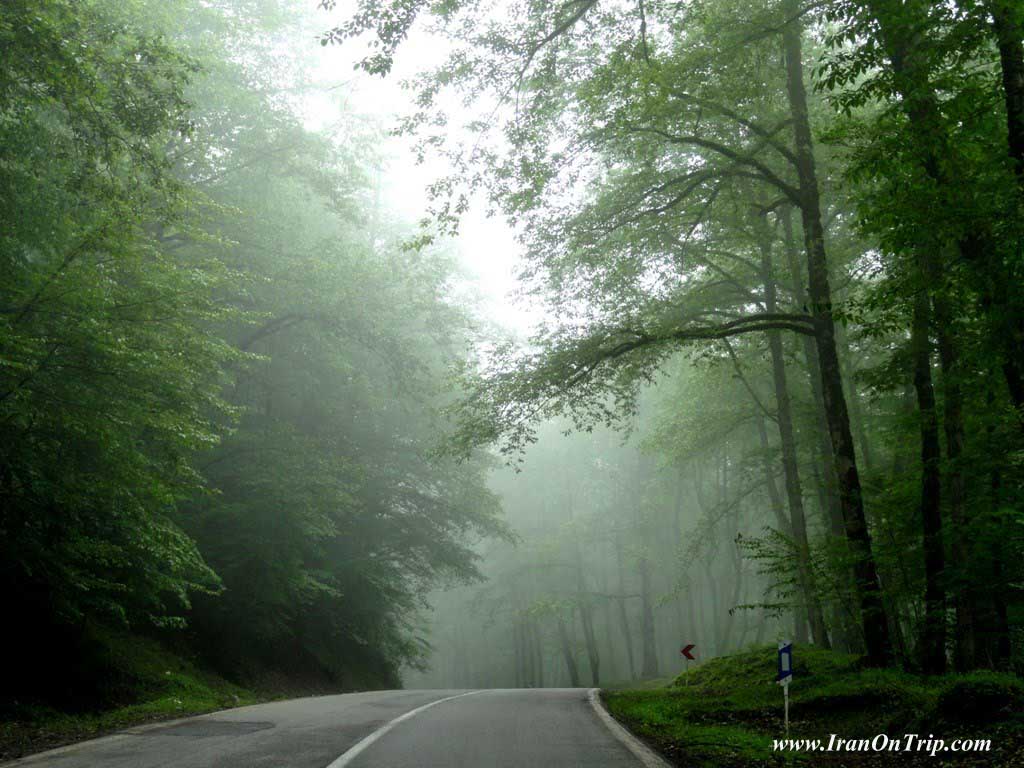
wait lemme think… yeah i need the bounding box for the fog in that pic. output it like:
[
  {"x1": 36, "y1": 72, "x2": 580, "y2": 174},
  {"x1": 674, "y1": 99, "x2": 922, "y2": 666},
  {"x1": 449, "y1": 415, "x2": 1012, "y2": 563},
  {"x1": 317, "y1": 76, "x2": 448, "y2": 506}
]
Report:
[{"x1": 3, "y1": 0, "x2": 1022, "y2": 746}]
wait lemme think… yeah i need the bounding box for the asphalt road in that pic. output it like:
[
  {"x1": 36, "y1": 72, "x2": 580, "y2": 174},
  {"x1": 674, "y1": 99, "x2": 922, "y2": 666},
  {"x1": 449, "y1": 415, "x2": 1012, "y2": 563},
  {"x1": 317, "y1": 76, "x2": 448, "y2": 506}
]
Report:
[{"x1": 4, "y1": 689, "x2": 667, "y2": 768}]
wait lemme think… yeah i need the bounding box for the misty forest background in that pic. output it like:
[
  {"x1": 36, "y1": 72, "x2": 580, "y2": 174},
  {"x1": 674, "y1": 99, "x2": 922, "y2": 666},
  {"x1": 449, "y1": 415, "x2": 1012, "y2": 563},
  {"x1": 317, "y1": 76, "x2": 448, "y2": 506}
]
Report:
[{"x1": 2, "y1": 0, "x2": 1024, "y2": 720}]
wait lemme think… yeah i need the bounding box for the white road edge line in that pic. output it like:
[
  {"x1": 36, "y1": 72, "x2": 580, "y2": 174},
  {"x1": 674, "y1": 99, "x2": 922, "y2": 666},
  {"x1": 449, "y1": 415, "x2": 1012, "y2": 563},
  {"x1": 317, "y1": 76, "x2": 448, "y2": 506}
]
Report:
[
  {"x1": 325, "y1": 690, "x2": 485, "y2": 768},
  {"x1": 588, "y1": 688, "x2": 673, "y2": 768}
]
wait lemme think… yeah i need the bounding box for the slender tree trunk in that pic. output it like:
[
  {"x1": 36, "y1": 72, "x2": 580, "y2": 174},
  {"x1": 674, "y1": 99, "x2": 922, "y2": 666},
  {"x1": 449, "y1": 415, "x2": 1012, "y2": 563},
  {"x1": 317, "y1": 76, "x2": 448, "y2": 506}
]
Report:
[
  {"x1": 756, "y1": 415, "x2": 790, "y2": 532},
  {"x1": 514, "y1": 621, "x2": 524, "y2": 687},
  {"x1": 781, "y1": 6, "x2": 893, "y2": 665},
  {"x1": 615, "y1": 535, "x2": 637, "y2": 679},
  {"x1": 719, "y1": 538, "x2": 746, "y2": 654},
  {"x1": 757, "y1": 414, "x2": 809, "y2": 643},
  {"x1": 574, "y1": 543, "x2": 601, "y2": 686},
  {"x1": 700, "y1": 558, "x2": 720, "y2": 653},
  {"x1": 579, "y1": 597, "x2": 600, "y2": 686},
  {"x1": 837, "y1": 324, "x2": 875, "y2": 473},
  {"x1": 758, "y1": 214, "x2": 831, "y2": 649},
  {"x1": 986, "y1": 387, "x2": 1012, "y2": 668},
  {"x1": 532, "y1": 620, "x2": 545, "y2": 687},
  {"x1": 566, "y1": 484, "x2": 600, "y2": 685},
  {"x1": 868, "y1": 5, "x2": 974, "y2": 666},
  {"x1": 684, "y1": 586, "x2": 698, "y2": 653},
  {"x1": 597, "y1": 550, "x2": 622, "y2": 681},
  {"x1": 989, "y1": 0, "x2": 1024, "y2": 185},
  {"x1": 782, "y1": 206, "x2": 861, "y2": 657},
  {"x1": 528, "y1": 621, "x2": 537, "y2": 686},
  {"x1": 911, "y1": 281, "x2": 946, "y2": 674},
  {"x1": 983, "y1": 481, "x2": 1010, "y2": 669},
  {"x1": 753, "y1": 607, "x2": 769, "y2": 646},
  {"x1": 987, "y1": 0, "x2": 1024, "y2": 434},
  {"x1": 694, "y1": 566, "x2": 707, "y2": 653},
  {"x1": 639, "y1": 554, "x2": 659, "y2": 677},
  {"x1": 631, "y1": 452, "x2": 659, "y2": 678},
  {"x1": 671, "y1": 473, "x2": 690, "y2": 648},
  {"x1": 557, "y1": 612, "x2": 581, "y2": 686},
  {"x1": 780, "y1": 207, "x2": 846, "y2": 538}
]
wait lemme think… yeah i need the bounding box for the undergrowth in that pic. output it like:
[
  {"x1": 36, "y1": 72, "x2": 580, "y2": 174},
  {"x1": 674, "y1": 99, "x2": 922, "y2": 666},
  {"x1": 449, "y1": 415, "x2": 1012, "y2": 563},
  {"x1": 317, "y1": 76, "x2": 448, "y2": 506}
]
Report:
[{"x1": 603, "y1": 646, "x2": 1024, "y2": 767}]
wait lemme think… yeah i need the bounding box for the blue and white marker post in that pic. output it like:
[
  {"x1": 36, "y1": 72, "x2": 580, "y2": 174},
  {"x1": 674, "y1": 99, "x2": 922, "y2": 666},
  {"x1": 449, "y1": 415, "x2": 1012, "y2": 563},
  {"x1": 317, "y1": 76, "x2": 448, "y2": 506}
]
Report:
[{"x1": 777, "y1": 641, "x2": 793, "y2": 737}]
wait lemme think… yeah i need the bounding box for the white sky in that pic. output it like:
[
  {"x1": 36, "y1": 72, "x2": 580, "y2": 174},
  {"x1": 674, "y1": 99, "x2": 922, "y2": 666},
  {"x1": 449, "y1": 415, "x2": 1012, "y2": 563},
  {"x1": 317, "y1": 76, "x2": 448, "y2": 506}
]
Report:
[{"x1": 296, "y1": 1, "x2": 537, "y2": 336}]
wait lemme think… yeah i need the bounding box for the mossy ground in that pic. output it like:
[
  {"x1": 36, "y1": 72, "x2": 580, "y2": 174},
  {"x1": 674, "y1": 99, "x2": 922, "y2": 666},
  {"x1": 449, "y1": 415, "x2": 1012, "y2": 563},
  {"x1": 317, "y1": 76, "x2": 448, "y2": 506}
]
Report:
[
  {"x1": 0, "y1": 630, "x2": 263, "y2": 761},
  {"x1": 602, "y1": 646, "x2": 1024, "y2": 767}
]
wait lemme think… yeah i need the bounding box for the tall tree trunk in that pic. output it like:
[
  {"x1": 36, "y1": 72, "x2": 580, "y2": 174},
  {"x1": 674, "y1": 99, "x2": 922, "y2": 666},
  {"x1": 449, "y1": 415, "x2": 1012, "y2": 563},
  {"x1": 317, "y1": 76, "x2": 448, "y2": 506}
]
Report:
[
  {"x1": 758, "y1": 214, "x2": 831, "y2": 649},
  {"x1": 911, "y1": 280, "x2": 946, "y2": 674},
  {"x1": 568, "y1": 486, "x2": 600, "y2": 685},
  {"x1": 523, "y1": 619, "x2": 536, "y2": 686},
  {"x1": 633, "y1": 453, "x2": 659, "y2": 677},
  {"x1": 671, "y1": 473, "x2": 691, "y2": 649},
  {"x1": 781, "y1": 206, "x2": 863, "y2": 658},
  {"x1": 694, "y1": 564, "x2": 708, "y2": 654},
  {"x1": 703, "y1": 556, "x2": 727, "y2": 653},
  {"x1": 514, "y1": 620, "x2": 524, "y2": 687},
  {"x1": 780, "y1": 208, "x2": 851, "y2": 543},
  {"x1": 866, "y1": 1, "x2": 984, "y2": 663},
  {"x1": 931, "y1": 292, "x2": 971, "y2": 673},
  {"x1": 757, "y1": 413, "x2": 809, "y2": 644},
  {"x1": 578, "y1": 597, "x2": 600, "y2": 686},
  {"x1": 989, "y1": 0, "x2": 1024, "y2": 185},
  {"x1": 753, "y1": 607, "x2": 769, "y2": 646},
  {"x1": 781, "y1": 6, "x2": 893, "y2": 665},
  {"x1": 575, "y1": 543, "x2": 601, "y2": 686},
  {"x1": 987, "y1": 0, "x2": 1024, "y2": 422},
  {"x1": 718, "y1": 534, "x2": 746, "y2": 654},
  {"x1": 837, "y1": 323, "x2": 876, "y2": 473},
  {"x1": 615, "y1": 535, "x2": 637, "y2": 679},
  {"x1": 756, "y1": 414, "x2": 790, "y2": 533},
  {"x1": 684, "y1": 585, "x2": 698, "y2": 655},
  {"x1": 557, "y1": 612, "x2": 581, "y2": 686},
  {"x1": 639, "y1": 554, "x2": 659, "y2": 677},
  {"x1": 532, "y1": 620, "x2": 545, "y2": 687},
  {"x1": 986, "y1": 387, "x2": 1012, "y2": 668},
  {"x1": 597, "y1": 549, "x2": 622, "y2": 681}
]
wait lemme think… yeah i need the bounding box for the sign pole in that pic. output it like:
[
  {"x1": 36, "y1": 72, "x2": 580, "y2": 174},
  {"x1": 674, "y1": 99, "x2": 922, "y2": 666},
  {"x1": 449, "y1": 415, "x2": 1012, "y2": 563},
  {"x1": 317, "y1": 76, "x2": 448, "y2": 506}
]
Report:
[
  {"x1": 783, "y1": 680, "x2": 790, "y2": 737},
  {"x1": 777, "y1": 640, "x2": 793, "y2": 738},
  {"x1": 680, "y1": 643, "x2": 696, "y2": 686}
]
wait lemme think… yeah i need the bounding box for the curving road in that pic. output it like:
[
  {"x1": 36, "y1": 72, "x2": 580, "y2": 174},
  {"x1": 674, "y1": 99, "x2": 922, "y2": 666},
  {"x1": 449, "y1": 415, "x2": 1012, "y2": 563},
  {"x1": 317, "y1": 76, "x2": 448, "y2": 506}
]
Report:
[{"x1": 3, "y1": 689, "x2": 668, "y2": 768}]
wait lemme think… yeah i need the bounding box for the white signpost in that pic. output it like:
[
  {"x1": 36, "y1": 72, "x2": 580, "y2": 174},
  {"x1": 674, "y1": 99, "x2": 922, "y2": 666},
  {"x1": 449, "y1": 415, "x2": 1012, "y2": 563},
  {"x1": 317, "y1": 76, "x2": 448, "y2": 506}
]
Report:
[{"x1": 777, "y1": 641, "x2": 793, "y2": 737}]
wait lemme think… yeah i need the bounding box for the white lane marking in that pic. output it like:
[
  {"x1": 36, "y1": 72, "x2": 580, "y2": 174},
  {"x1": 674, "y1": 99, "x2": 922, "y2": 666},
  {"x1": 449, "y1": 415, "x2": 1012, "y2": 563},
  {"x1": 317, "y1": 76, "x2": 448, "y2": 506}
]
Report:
[
  {"x1": 325, "y1": 690, "x2": 484, "y2": 768},
  {"x1": 587, "y1": 688, "x2": 673, "y2": 768}
]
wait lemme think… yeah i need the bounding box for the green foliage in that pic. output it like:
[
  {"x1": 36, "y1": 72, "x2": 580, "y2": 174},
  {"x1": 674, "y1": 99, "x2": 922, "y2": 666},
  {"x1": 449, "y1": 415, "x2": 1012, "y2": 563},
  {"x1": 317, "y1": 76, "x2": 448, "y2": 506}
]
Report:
[
  {"x1": 0, "y1": 0, "x2": 230, "y2": 633},
  {"x1": 1, "y1": 0, "x2": 508, "y2": 708}
]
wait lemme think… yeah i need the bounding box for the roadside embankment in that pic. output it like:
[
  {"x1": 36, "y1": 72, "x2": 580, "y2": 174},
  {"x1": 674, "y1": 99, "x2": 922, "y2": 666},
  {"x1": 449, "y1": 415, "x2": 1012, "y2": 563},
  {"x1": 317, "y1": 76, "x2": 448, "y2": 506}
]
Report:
[{"x1": 603, "y1": 646, "x2": 1024, "y2": 767}]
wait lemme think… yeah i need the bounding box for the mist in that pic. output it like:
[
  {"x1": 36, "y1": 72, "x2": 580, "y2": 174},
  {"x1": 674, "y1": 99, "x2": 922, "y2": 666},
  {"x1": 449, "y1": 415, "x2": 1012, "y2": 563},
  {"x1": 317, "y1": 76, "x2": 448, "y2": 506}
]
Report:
[{"x1": 3, "y1": 0, "x2": 1023, "y2": 764}]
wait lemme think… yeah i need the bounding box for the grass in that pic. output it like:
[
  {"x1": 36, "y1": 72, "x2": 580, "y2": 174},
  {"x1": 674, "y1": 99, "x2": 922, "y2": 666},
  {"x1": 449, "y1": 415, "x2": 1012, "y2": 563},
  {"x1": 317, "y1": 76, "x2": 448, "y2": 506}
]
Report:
[
  {"x1": 602, "y1": 646, "x2": 1024, "y2": 767},
  {"x1": 0, "y1": 630, "x2": 263, "y2": 761},
  {"x1": 602, "y1": 676, "x2": 677, "y2": 691}
]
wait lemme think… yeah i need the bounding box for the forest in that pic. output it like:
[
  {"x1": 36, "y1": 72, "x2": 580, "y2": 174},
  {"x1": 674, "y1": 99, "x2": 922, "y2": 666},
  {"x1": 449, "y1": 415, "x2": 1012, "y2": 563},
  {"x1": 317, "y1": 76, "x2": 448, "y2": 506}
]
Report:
[{"x1": 1, "y1": 0, "x2": 1023, "y2": 762}]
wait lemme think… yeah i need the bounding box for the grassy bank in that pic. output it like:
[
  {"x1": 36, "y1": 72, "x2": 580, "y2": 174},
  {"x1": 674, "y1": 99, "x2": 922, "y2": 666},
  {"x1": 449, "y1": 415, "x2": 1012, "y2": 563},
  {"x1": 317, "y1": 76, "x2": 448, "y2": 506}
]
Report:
[
  {"x1": 0, "y1": 631, "x2": 262, "y2": 761},
  {"x1": 603, "y1": 647, "x2": 1024, "y2": 767}
]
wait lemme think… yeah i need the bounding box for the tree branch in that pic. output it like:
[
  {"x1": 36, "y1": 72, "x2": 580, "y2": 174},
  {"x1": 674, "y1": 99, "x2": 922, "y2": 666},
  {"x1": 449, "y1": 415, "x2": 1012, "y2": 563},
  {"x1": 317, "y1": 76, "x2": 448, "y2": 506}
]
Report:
[{"x1": 620, "y1": 124, "x2": 801, "y2": 203}]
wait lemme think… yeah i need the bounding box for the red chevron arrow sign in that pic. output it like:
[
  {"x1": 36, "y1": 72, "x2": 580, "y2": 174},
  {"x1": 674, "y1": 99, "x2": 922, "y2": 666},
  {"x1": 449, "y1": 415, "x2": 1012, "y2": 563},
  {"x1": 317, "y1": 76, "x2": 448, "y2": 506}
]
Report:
[{"x1": 680, "y1": 644, "x2": 696, "y2": 660}]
